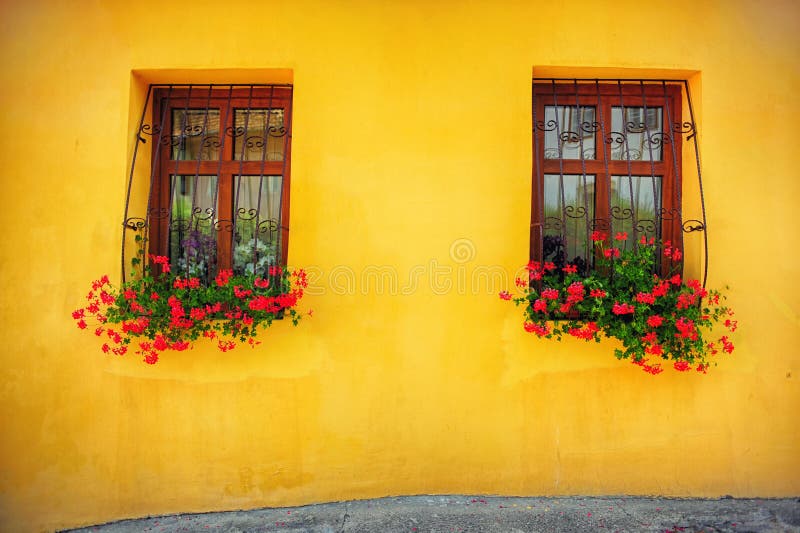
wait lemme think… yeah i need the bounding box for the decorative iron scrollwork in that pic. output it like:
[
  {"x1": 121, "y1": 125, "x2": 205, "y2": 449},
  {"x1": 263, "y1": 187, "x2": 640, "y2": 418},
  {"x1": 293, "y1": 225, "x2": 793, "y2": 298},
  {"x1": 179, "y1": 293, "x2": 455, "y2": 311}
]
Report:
[
  {"x1": 181, "y1": 123, "x2": 205, "y2": 137},
  {"x1": 559, "y1": 130, "x2": 581, "y2": 143},
  {"x1": 201, "y1": 136, "x2": 221, "y2": 149},
  {"x1": 168, "y1": 218, "x2": 193, "y2": 233},
  {"x1": 534, "y1": 119, "x2": 558, "y2": 132},
  {"x1": 214, "y1": 218, "x2": 235, "y2": 233},
  {"x1": 256, "y1": 219, "x2": 281, "y2": 237},
  {"x1": 659, "y1": 207, "x2": 681, "y2": 222},
  {"x1": 243, "y1": 136, "x2": 266, "y2": 150},
  {"x1": 235, "y1": 207, "x2": 259, "y2": 222},
  {"x1": 543, "y1": 216, "x2": 563, "y2": 231},
  {"x1": 580, "y1": 121, "x2": 599, "y2": 134},
  {"x1": 634, "y1": 219, "x2": 658, "y2": 234},
  {"x1": 147, "y1": 207, "x2": 171, "y2": 220},
  {"x1": 610, "y1": 206, "x2": 634, "y2": 221},
  {"x1": 268, "y1": 125, "x2": 287, "y2": 138},
  {"x1": 682, "y1": 219, "x2": 705, "y2": 232},
  {"x1": 137, "y1": 123, "x2": 162, "y2": 143},
  {"x1": 672, "y1": 121, "x2": 696, "y2": 140},
  {"x1": 123, "y1": 217, "x2": 146, "y2": 231},
  {"x1": 563, "y1": 205, "x2": 587, "y2": 219},
  {"x1": 225, "y1": 125, "x2": 247, "y2": 138}
]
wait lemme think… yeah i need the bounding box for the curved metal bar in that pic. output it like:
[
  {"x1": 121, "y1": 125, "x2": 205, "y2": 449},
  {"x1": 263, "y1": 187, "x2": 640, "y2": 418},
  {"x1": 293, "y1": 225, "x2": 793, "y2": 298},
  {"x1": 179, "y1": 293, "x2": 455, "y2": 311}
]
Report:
[
  {"x1": 683, "y1": 80, "x2": 708, "y2": 287},
  {"x1": 573, "y1": 79, "x2": 592, "y2": 268},
  {"x1": 121, "y1": 85, "x2": 154, "y2": 282}
]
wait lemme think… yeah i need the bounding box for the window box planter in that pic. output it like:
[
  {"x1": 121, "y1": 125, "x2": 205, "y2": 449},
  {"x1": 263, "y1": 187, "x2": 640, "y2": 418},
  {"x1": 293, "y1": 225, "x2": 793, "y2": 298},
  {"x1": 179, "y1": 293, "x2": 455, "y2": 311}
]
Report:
[
  {"x1": 500, "y1": 232, "x2": 736, "y2": 375},
  {"x1": 73, "y1": 249, "x2": 308, "y2": 365}
]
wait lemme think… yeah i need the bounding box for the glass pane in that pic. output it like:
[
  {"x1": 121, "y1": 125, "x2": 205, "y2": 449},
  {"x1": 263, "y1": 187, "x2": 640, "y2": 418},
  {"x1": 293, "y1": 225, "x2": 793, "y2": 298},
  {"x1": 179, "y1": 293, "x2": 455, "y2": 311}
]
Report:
[
  {"x1": 233, "y1": 109, "x2": 286, "y2": 161},
  {"x1": 610, "y1": 175, "x2": 662, "y2": 248},
  {"x1": 171, "y1": 110, "x2": 220, "y2": 160},
  {"x1": 610, "y1": 107, "x2": 662, "y2": 161},
  {"x1": 543, "y1": 106, "x2": 596, "y2": 160},
  {"x1": 232, "y1": 175, "x2": 283, "y2": 275},
  {"x1": 543, "y1": 173, "x2": 595, "y2": 270},
  {"x1": 169, "y1": 175, "x2": 218, "y2": 279}
]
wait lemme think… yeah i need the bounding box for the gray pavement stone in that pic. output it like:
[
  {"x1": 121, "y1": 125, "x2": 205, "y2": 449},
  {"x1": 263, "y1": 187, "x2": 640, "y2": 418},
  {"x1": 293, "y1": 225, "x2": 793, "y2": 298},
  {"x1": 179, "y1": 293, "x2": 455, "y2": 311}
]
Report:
[{"x1": 63, "y1": 495, "x2": 800, "y2": 533}]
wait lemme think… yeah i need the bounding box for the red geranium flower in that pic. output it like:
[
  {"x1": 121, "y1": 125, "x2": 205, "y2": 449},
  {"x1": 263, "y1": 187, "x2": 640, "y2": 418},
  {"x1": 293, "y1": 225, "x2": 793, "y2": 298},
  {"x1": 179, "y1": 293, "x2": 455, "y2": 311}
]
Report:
[{"x1": 591, "y1": 231, "x2": 607, "y2": 242}]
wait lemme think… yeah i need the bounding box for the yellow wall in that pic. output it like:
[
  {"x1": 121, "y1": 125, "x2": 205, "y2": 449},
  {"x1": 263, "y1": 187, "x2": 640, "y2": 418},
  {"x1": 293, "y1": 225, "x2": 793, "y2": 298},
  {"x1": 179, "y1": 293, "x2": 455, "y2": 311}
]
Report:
[{"x1": 1, "y1": 0, "x2": 798, "y2": 530}]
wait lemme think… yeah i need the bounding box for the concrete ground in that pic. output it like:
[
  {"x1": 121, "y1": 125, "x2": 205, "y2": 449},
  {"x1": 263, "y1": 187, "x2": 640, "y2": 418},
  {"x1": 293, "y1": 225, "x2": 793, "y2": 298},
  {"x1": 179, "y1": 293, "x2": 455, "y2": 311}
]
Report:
[{"x1": 65, "y1": 495, "x2": 800, "y2": 533}]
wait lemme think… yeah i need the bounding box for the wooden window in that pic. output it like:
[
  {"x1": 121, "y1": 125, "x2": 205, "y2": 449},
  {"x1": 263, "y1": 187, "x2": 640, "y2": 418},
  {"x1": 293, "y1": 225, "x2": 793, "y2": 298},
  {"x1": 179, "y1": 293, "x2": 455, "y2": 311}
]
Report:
[
  {"x1": 531, "y1": 80, "x2": 683, "y2": 274},
  {"x1": 137, "y1": 85, "x2": 292, "y2": 282}
]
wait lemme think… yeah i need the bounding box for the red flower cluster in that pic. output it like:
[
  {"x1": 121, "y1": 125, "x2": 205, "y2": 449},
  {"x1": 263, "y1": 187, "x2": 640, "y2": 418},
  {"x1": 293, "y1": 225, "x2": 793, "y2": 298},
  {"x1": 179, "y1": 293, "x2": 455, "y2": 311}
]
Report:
[
  {"x1": 568, "y1": 321, "x2": 599, "y2": 340},
  {"x1": 73, "y1": 257, "x2": 309, "y2": 364},
  {"x1": 524, "y1": 322, "x2": 550, "y2": 336},
  {"x1": 233, "y1": 286, "x2": 253, "y2": 298},
  {"x1": 215, "y1": 269, "x2": 233, "y2": 287},
  {"x1": 612, "y1": 302, "x2": 635, "y2": 315},
  {"x1": 542, "y1": 288, "x2": 559, "y2": 300},
  {"x1": 663, "y1": 241, "x2": 683, "y2": 262},
  {"x1": 673, "y1": 360, "x2": 691, "y2": 372},
  {"x1": 500, "y1": 235, "x2": 736, "y2": 375},
  {"x1": 635, "y1": 292, "x2": 655, "y2": 305},
  {"x1": 675, "y1": 317, "x2": 698, "y2": 340},
  {"x1": 566, "y1": 282, "x2": 585, "y2": 304},
  {"x1": 151, "y1": 254, "x2": 171, "y2": 273},
  {"x1": 591, "y1": 231, "x2": 607, "y2": 242}
]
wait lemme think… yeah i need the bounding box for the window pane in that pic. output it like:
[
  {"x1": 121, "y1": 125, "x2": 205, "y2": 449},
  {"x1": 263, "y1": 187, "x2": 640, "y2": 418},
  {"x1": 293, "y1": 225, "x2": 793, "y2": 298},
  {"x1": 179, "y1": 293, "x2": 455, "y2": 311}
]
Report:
[
  {"x1": 543, "y1": 106, "x2": 596, "y2": 160},
  {"x1": 171, "y1": 110, "x2": 220, "y2": 160},
  {"x1": 610, "y1": 175, "x2": 662, "y2": 248},
  {"x1": 543, "y1": 174, "x2": 595, "y2": 269},
  {"x1": 169, "y1": 175, "x2": 218, "y2": 279},
  {"x1": 610, "y1": 107, "x2": 662, "y2": 161},
  {"x1": 232, "y1": 175, "x2": 283, "y2": 275},
  {"x1": 233, "y1": 109, "x2": 286, "y2": 161}
]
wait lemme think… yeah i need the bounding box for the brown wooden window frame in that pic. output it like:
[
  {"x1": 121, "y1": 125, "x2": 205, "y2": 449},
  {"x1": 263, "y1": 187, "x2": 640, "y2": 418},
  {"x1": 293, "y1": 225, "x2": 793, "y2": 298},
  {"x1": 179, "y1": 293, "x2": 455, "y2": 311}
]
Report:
[
  {"x1": 144, "y1": 85, "x2": 293, "y2": 280},
  {"x1": 531, "y1": 80, "x2": 683, "y2": 274}
]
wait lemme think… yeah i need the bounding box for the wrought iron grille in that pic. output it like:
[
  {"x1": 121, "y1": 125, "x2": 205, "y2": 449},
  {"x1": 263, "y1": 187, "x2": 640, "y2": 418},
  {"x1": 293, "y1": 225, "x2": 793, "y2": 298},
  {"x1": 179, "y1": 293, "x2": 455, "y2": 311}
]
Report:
[
  {"x1": 531, "y1": 78, "x2": 707, "y2": 285},
  {"x1": 123, "y1": 84, "x2": 293, "y2": 283}
]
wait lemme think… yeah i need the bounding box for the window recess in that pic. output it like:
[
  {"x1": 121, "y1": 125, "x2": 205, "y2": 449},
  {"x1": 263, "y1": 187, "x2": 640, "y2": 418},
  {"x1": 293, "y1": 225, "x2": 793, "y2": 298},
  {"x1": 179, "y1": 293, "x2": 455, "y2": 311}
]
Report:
[
  {"x1": 122, "y1": 84, "x2": 293, "y2": 284},
  {"x1": 531, "y1": 78, "x2": 707, "y2": 284}
]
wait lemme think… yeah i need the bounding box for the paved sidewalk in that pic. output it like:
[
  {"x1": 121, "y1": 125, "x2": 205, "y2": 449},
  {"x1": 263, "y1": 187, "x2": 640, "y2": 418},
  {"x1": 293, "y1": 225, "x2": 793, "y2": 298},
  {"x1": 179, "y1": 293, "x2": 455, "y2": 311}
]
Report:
[{"x1": 65, "y1": 495, "x2": 800, "y2": 533}]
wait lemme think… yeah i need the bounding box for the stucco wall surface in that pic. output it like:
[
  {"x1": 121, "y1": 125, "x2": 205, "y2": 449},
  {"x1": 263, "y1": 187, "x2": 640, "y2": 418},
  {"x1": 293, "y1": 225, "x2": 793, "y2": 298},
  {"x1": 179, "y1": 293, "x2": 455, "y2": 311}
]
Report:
[{"x1": 0, "y1": 0, "x2": 798, "y2": 531}]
